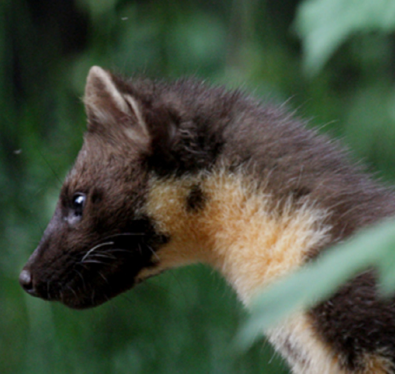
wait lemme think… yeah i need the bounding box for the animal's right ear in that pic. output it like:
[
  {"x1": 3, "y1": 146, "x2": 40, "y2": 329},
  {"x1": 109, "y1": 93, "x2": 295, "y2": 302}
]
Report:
[
  {"x1": 83, "y1": 66, "x2": 149, "y2": 142},
  {"x1": 83, "y1": 66, "x2": 180, "y2": 167}
]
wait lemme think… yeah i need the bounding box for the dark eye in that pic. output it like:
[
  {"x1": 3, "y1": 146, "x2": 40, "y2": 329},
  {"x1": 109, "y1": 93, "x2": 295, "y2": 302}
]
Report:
[{"x1": 72, "y1": 193, "x2": 86, "y2": 216}]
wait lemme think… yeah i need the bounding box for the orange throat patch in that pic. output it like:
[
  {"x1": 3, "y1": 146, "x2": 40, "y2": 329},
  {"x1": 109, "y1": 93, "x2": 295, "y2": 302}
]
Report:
[{"x1": 140, "y1": 168, "x2": 331, "y2": 304}]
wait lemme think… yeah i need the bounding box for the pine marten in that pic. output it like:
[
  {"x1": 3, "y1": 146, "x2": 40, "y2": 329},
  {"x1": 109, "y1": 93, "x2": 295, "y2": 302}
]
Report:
[{"x1": 19, "y1": 66, "x2": 395, "y2": 373}]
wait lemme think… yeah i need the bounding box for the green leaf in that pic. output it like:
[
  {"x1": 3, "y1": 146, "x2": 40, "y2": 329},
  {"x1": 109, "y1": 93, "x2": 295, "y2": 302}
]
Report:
[{"x1": 295, "y1": 0, "x2": 395, "y2": 75}]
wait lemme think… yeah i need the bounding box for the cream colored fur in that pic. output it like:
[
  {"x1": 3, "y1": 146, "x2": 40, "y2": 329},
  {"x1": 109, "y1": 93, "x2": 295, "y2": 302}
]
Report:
[
  {"x1": 135, "y1": 168, "x2": 356, "y2": 372},
  {"x1": 141, "y1": 169, "x2": 331, "y2": 302}
]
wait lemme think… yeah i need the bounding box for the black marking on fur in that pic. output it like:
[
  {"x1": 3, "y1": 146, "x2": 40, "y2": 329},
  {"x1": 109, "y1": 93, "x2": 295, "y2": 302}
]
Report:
[
  {"x1": 291, "y1": 186, "x2": 311, "y2": 200},
  {"x1": 91, "y1": 188, "x2": 103, "y2": 204},
  {"x1": 310, "y1": 271, "x2": 395, "y2": 371},
  {"x1": 186, "y1": 184, "x2": 206, "y2": 213},
  {"x1": 146, "y1": 126, "x2": 225, "y2": 177},
  {"x1": 281, "y1": 336, "x2": 306, "y2": 368}
]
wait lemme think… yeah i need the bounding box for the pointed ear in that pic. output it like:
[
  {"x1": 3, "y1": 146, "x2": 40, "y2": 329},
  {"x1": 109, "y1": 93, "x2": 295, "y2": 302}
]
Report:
[
  {"x1": 83, "y1": 66, "x2": 180, "y2": 165},
  {"x1": 83, "y1": 66, "x2": 149, "y2": 139}
]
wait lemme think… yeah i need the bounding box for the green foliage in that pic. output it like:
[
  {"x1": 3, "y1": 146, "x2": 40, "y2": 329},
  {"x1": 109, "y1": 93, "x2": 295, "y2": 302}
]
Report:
[
  {"x1": 2, "y1": 0, "x2": 395, "y2": 373},
  {"x1": 296, "y1": 0, "x2": 395, "y2": 74}
]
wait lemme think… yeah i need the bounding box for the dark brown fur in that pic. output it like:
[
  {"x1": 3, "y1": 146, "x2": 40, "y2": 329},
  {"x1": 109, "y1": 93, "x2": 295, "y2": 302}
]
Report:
[{"x1": 20, "y1": 67, "x2": 395, "y2": 372}]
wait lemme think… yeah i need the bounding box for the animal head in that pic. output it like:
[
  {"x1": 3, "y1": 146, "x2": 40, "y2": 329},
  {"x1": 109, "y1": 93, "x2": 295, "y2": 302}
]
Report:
[{"x1": 19, "y1": 66, "x2": 193, "y2": 309}]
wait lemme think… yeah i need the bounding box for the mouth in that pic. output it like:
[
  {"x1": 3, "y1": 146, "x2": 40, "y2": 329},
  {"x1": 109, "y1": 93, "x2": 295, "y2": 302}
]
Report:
[
  {"x1": 57, "y1": 287, "x2": 118, "y2": 310},
  {"x1": 20, "y1": 217, "x2": 169, "y2": 309},
  {"x1": 23, "y1": 264, "x2": 139, "y2": 310},
  {"x1": 21, "y1": 240, "x2": 166, "y2": 309}
]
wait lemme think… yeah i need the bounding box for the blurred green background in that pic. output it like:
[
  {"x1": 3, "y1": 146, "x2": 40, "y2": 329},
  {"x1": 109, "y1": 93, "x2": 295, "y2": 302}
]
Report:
[{"x1": 2, "y1": 0, "x2": 395, "y2": 373}]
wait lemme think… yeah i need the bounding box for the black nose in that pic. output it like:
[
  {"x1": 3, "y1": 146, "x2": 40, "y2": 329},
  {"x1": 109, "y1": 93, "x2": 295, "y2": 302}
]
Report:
[{"x1": 19, "y1": 269, "x2": 38, "y2": 297}]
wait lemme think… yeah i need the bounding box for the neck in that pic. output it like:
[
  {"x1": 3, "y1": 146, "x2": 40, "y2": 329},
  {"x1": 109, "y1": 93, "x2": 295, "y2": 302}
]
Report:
[{"x1": 143, "y1": 169, "x2": 332, "y2": 304}]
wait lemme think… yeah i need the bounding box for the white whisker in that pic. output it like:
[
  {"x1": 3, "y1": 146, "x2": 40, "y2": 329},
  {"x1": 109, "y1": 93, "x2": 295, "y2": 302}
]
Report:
[
  {"x1": 89, "y1": 253, "x2": 117, "y2": 260},
  {"x1": 81, "y1": 241, "x2": 114, "y2": 262},
  {"x1": 81, "y1": 259, "x2": 111, "y2": 265},
  {"x1": 105, "y1": 248, "x2": 132, "y2": 254}
]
